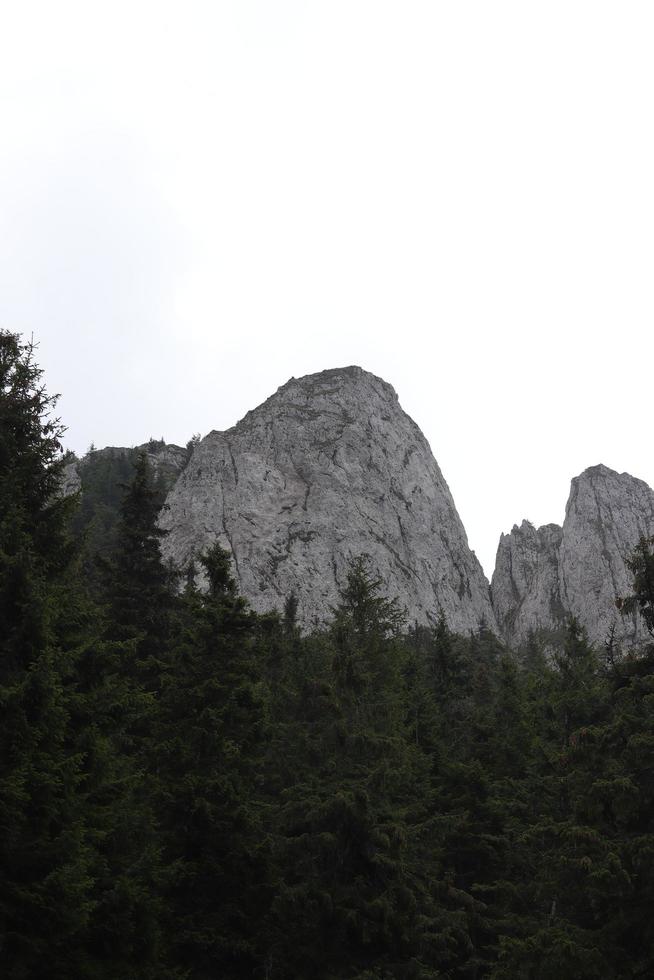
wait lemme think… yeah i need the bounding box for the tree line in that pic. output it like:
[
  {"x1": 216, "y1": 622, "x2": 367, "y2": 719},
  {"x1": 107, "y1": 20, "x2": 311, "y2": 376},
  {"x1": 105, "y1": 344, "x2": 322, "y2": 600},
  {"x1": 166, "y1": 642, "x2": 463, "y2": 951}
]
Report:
[{"x1": 2, "y1": 330, "x2": 654, "y2": 979}]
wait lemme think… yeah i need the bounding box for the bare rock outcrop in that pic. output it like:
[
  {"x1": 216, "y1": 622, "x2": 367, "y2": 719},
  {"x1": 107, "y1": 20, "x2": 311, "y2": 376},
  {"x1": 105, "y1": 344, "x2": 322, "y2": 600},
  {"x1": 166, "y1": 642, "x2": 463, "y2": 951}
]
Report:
[
  {"x1": 559, "y1": 465, "x2": 654, "y2": 646},
  {"x1": 491, "y1": 465, "x2": 654, "y2": 648},
  {"x1": 491, "y1": 521, "x2": 564, "y2": 647},
  {"x1": 160, "y1": 367, "x2": 495, "y2": 632},
  {"x1": 61, "y1": 458, "x2": 83, "y2": 496}
]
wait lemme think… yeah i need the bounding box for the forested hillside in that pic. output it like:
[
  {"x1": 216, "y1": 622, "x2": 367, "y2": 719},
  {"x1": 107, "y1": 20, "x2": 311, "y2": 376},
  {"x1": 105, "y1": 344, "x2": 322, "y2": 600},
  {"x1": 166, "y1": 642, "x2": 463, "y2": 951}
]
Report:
[{"x1": 2, "y1": 330, "x2": 654, "y2": 979}]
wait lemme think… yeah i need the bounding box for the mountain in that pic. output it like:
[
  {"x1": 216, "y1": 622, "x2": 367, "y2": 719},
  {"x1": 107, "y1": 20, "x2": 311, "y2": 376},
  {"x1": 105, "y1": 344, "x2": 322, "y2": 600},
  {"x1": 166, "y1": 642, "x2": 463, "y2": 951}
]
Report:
[
  {"x1": 491, "y1": 464, "x2": 654, "y2": 648},
  {"x1": 159, "y1": 367, "x2": 495, "y2": 632},
  {"x1": 491, "y1": 521, "x2": 564, "y2": 647},
  {"x1": 61, "y1": 377, "x2": 654, "y2": 648}
]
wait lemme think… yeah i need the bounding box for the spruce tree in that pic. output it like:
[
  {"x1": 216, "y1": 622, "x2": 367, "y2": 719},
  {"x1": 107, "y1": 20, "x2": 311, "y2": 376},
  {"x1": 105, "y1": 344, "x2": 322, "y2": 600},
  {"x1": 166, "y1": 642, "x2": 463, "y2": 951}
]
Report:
[
  {"x1": 0, "y1": 332, "x2": 94, "y2": 977},
  {"x1": 102, "y1": 451, "x2": 176, "y2": 687},
  {"x1": 617, "y1": 534, "x2": 654, "y2": 636},
  {"x1": 86, "y1": 450, "x2": 179, "y2": 974},
  {"x1": 492, "y1": 621, "x2": 619, "y2": 979},
  {"x1": 157, "y1": 543, "x2": 270, "y2": 977},
  {"x1": 270, "y1": 557, "x2": 471, "y2": 978}
]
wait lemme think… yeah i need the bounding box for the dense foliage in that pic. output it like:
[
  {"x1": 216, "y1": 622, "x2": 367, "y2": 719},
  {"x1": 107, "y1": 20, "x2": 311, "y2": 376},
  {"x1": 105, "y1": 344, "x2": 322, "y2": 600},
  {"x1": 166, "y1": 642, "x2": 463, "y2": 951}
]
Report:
[{"x1": 2, "y1": 329, "x2": 653, "y2": 978}]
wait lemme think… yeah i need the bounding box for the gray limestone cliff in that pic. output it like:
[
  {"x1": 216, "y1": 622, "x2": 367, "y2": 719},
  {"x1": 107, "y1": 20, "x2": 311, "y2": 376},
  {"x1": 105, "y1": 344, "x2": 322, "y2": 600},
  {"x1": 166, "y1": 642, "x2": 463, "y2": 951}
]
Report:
[
  {"x1": 61, "y1": 458, "x2": 83, "y2": 496},
  {"x1": 491, "y1": 465, "x2": 654, "y2": 648},
  {"x1": 491, "y1": 521, "x2": 564, "y2": 647},
  {"x1": 160, "y1": 367, "x2": 495, "y2": 632}
]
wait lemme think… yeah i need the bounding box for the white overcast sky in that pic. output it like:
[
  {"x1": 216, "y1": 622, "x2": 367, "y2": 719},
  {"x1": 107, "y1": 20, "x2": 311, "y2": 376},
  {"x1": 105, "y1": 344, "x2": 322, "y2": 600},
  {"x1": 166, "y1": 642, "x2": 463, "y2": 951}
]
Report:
[{"x1": 1, "y1": 1, "x2": 653, "y2": 576}]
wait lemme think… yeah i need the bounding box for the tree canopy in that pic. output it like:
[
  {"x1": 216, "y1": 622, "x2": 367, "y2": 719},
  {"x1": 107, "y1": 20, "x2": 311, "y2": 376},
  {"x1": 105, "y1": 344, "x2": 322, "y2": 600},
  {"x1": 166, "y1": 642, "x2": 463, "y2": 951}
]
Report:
[{"x1": 3, "y1": 328, "x2": 654, "y2": 978}]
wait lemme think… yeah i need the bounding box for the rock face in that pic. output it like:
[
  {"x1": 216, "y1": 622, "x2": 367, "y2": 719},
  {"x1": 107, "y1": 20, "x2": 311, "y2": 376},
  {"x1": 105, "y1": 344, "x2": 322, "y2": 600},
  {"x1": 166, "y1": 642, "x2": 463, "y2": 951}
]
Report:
[
  {"x1": 160, "y1": 367, "x2": 495, "y2": 632},
  {"x1": 492, "y1": 521, "x2": 564, "y2": 647},
  {"x1": 491, "y1": 465, "x2": 654, "y2": 648},
  {"x1": 61, "y1": 458, "x2": 83, "y2": 496}
]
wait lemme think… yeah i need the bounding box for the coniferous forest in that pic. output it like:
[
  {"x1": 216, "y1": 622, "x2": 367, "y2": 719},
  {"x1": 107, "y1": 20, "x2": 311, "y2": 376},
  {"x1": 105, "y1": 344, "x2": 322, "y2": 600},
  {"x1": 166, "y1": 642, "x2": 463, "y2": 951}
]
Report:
[{"x1": 3, "y1": 329, "x2": 654, "y2": 980}]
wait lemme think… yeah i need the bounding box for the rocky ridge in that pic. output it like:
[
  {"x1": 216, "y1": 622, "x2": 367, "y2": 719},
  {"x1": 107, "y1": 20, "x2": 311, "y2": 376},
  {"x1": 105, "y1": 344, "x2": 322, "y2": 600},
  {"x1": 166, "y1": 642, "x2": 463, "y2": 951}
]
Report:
[
  {"x1": 491, "y1": 465, "x2": 654, "y2": 648},
  {"x1": 491, "y1": 521, "x2": 564, "y2": 647},
  {"x1": 62, "y1": 370, "x2": 654, "y2": 649},
  {"x1": 159, "y1": 367, "x2": 495, "y2": 632},
  {"x1": 63, "y1": 440, "x2": 188, "y2": 495}
]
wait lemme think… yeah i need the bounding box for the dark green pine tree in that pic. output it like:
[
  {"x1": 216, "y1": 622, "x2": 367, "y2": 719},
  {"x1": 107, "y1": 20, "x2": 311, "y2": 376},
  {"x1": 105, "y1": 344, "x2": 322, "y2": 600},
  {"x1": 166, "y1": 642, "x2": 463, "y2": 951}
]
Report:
[
  {"x1": 590, "y1": 537, "x2": 654, "y2": 977},
  {"x1": 407, "y1": 615, "x2": 531, "y2": 976},
  {"x1": 102, "y1": 451, "x2": 177, "y2": 688},
  {"x1": 492, "y1": 620, "x2": 620, "y2": 979},
  {"x1": 80, "y1": 450, "x2": 187, "y2": 975},
  {"x1": 269, "y1": 557, "x2": 470, "y2": 979},
  {"x1": 617, "y1": 534, "x2": 654, "y2": 636},
  {"x1": 0, "y1": 332, "x2": 95, "y2": 978},
  {"x1": 157, "y1": 542, "x2": 270, "y2": 978},
  {"x1": 70, "y1": 446, "x2": 144, "y2": 584}
]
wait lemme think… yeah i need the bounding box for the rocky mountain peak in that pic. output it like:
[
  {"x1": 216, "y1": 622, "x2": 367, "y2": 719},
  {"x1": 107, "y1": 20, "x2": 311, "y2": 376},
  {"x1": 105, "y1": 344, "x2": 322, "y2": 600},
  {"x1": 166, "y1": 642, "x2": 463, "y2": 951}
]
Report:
[
  {"x1": 229, "y1": 366, "x2": 401, "y2": 435},
  {"x1": 565, "y1": 464, "x2": 654, "y2": 520},
  {"x1": 491, "y1": 463, "x2": 654, "y2": 648},
  {"x1": 491, "y1": 520, "x2": 564, "y2": 648},
  {"x1": 59, "y1": 369, "x2": 654, "y2": 651},
  {"x1": 160, "y1": 366, "x2": 495, "y2": 632}
]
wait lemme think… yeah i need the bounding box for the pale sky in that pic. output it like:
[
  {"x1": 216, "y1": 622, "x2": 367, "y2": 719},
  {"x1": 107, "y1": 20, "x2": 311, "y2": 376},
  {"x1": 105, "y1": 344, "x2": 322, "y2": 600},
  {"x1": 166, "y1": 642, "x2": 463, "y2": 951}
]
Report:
[{"x1": 1, "y1": 1, "x2": 653, "y2": 577}]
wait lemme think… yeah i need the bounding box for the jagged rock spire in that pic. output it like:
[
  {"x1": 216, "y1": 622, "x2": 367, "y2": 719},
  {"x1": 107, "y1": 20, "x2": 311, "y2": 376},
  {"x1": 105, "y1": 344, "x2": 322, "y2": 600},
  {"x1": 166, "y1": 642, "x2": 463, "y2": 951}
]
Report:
[{"x1": 491, "y1": 465, "x2": 654, "y2": 647}]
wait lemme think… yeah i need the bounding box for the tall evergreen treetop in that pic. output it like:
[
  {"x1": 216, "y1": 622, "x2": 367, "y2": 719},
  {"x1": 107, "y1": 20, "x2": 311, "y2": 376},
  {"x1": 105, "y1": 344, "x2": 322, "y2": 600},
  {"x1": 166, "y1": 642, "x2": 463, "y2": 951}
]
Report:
[
  {"x1": 0, "y1": 331, "x2": 94, "y2": 977},
  {"x1": 617, "y1": 535, "x2": 654, "y2": 637},
  {"x1": 0, "y1": 332, "x2": 66, "y2": 506},
  {"x1": 202, "y1": 539, "x2": 237, "y2": 597},
  {"x1": 157, "y1": 542, "x2": 269, "y2": 977},
  {"x1": 0, "y1": 332, "x2": 74, "y2": 611},
  {"x1": 332, "y1": 554, "x2": 405, "y2": 640},
  {"x1": 102, "y1": 452, "x2": 176, "y2": 681}
]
